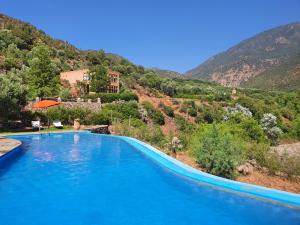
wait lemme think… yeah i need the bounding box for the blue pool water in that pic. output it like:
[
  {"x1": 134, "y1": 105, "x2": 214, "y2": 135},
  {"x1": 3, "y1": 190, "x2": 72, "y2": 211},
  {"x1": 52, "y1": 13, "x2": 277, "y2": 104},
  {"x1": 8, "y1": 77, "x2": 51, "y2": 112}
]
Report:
[{"x1": 0, "y1": 133, "x2": 299, "y2": 225}]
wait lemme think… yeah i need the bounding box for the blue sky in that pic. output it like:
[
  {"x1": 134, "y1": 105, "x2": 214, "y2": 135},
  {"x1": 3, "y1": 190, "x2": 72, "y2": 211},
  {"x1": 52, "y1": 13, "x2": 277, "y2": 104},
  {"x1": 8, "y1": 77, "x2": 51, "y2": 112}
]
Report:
[{"x1": 2, "y1": 0, "x2": 300, "y2": 73}]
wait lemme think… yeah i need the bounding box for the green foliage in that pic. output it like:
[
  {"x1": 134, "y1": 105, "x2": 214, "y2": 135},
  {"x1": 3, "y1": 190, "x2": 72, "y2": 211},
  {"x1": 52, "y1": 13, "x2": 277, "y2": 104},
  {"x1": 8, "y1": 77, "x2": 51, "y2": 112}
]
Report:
[
  {"x1": 45, "y1": 106, "x2": 91, "y2": 124},
  {"x1": 226, "y1": 113, "x2": 267, "y2": 143},
  {"x1": 261, "y1": 113, "x2": 282, "y2": 145},
  {"x1": 2, "y1": 43, "x2": 24, "y2": 70},
  {"x1": 28, "y1": 43, "x2": 60, "y2": 97},
  {"x1": 105, "y1": 101, "x2": 140, "y2": 120},
  {"x1": 245, "y1": 143, "x2": 270, "y2": 166},
  {"x1": 159, "y1": 102, "x2": 174, "y2": 117},
  {"x1": 174, "y1": 114, "x2": 195, "y2": 132},
  {"x1": 89, "y1": 65, "x2": 110, "y2": 93},
  {"x1": 192, "y1": 124, "x2": 245, "y2": 179},
  {"x1": 293, "y1": 117, "x2": 300, "y2": 140},
  {"x1": 88, "y1": 90, "x2": 138, "y2": 103},
  {"x1": 0, "y1": 69, "x2": 28, "y2": 121},
  {"x1": 188, "y1": 108, "x2": 197, "y2": 117},
  {"x1": 113, "y1": 119, "x2": 166, "y2": 147},
  {"x1": 142, "y1": 101, "x2": 165, "y2": 125},
  {"x1": 196, "y1": 105, "x2": 224, "y2": 124}
]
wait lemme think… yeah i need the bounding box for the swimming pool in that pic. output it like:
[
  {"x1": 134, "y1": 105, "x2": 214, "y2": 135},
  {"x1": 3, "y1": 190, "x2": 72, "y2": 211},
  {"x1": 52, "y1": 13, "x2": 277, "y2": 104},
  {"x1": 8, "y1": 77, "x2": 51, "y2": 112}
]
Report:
[{"x1": 0, "y1": 132, "x2": 299, "y2": 225}]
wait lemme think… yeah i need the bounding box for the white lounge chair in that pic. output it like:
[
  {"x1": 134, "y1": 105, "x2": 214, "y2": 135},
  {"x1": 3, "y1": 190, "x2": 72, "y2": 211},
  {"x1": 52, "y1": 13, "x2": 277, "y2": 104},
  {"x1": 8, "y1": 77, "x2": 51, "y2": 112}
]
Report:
[
  {"x1": 31, "y1": 121, "x2": 43, "y2": 130},
  {"x1": 53, "y1": 120, "x2": 63, "y2": 129}
]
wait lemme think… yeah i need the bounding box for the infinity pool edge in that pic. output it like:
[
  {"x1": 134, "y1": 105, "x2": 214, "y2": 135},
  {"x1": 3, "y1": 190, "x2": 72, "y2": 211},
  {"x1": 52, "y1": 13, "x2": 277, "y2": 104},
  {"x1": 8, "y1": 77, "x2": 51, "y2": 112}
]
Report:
[{"x1": 6, "y1": 132, "x2": 300, "y2": 208}]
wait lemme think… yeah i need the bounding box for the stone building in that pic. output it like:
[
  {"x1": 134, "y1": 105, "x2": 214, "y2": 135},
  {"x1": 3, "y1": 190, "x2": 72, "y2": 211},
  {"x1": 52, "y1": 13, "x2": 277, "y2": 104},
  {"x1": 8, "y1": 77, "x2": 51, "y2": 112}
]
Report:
[{"x1": 60, "y1": 69, "x2": 120, "y2": 96}]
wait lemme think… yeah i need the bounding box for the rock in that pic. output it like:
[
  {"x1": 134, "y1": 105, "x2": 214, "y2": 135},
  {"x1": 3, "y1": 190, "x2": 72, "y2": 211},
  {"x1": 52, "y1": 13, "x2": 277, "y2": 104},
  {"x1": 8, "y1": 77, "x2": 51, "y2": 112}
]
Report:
[
  {"x1": 248, "y1": 159, "x2": 257, "y2": 167},
  {"x1": 73, "y1": 119, "x2": 81, "y2": 130},
  {"x1": 237, "y1": 162, "x2": 254, "y2": 175},
  {"x1": 90, "y1": 125, "x2": 110, "y2": 134}
]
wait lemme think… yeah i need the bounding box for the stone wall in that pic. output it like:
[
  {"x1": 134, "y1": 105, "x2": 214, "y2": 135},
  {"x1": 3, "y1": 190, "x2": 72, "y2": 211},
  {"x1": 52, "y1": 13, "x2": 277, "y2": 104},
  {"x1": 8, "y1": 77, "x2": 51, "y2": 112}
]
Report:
[{"x1": 61, "y1": 102, "x2": 102, "y2": 112}]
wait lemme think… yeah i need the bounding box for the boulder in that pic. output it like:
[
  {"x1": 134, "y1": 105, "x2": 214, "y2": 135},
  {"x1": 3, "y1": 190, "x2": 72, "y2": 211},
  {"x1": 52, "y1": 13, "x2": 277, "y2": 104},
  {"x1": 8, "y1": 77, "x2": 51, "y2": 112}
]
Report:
[{"x1": 237, "y1": 162, "x2": 254, "y2": 175}]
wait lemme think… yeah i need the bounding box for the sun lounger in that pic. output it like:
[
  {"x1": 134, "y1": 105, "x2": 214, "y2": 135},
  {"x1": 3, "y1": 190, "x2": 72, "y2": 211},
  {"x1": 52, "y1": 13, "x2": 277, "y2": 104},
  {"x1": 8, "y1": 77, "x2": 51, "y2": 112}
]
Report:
[
  {"x1": 53, "y1": 120, "x2": 63, "y2": 129},
  {"x1": 31, "y1": 121, "x2": 43, "y2": 130}
]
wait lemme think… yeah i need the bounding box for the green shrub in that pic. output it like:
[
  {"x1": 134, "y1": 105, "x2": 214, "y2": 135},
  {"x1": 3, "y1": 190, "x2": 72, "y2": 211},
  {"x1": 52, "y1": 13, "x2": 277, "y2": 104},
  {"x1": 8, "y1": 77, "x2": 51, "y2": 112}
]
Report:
[
  {"x1": 159, "y1": 102, "x2": 174, "y2": 117},
  {"x1": 113, "y1": 119, "x2": 166, "y2": 147},
  {"x1": 89, "y1": 109, "x2": 111, "y2": 125},
  {"x1": 245, "y1": 142, "x2": 270, "y2": 166},
  {"x1": 293, "y1": 117, "x2": 300, "y2": 140},
  {"x1": 196, "y1": 105, "x2": 224, "y2": 124},
  {"x1": 280, "y1": 154, "x2": 300, "y2": 179},
  {"x1": 105, "y1": 101, "x2": 140, "y2": 120},
  {"x1": 142, "y1": 101, "x2": 165, "y2": 125},
  {"x1": 45, "y1": 106, "x2": 91, "y2": 124},
  {"x1": 86, "y1": 90, "x2": 138, "y2": 103},
  {"x1": 152, "y1": 110, "x2": 165, "y2": 125},
  {"x1": 227, "y1": 114, "x2": 267, "y2": 143},
  {"x1": 193, "y1": 124, "x2": 245, "y2": 179},
  {"x1": 188, "y1": 108, "x2": 197, "y2": 117}
]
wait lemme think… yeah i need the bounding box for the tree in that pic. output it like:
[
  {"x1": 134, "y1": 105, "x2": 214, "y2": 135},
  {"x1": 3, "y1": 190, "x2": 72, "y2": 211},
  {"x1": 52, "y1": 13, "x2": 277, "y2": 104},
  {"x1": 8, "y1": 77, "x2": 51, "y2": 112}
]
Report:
[
  {"x1": 28, "y1": 43, "x2": 60, "y2": 97},
  {"x1": 0, "y1": 69, "x2": 28, "y2": 122},
  {"x1": 90, "y1": 65, "x2": 110, "y2": 93},
  {"x1": 2, "y1": 43, "x2": 24, "y2": 71}
]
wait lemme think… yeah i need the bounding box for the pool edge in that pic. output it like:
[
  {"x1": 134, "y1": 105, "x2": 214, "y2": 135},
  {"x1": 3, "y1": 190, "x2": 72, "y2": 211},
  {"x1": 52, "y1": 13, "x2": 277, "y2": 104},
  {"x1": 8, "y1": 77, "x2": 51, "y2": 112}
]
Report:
[
  {"x1": 118, "y1": 135, "x2": 300, "y2": 207},
  {"x1": 6, "y1": 132, "x2": 300, "y2": 207}
]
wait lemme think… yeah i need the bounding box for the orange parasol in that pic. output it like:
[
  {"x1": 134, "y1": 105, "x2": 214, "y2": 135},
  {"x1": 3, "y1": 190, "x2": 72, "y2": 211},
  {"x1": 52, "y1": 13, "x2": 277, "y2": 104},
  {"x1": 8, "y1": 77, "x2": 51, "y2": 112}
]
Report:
[{"x1": 32, "y1": 100, "x2": 60, "y2": 109}]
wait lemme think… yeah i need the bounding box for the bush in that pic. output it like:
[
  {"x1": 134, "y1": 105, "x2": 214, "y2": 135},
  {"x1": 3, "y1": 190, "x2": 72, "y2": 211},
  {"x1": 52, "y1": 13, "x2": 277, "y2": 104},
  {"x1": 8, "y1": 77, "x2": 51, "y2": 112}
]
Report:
[
  {"x1": 261, "y1": 113, "x2": 283, "y2": 145},
  {"x1": 245, "y1": 143, "x2": 270, "y2": 166},
  {"x1": 193, "y1": 124, "x2": 244, "y2": 179},
  {"x1": 87, "y1": 90, "x2": 138, "y2": 103},
  {"x1": 226, "y1": 114, "x2": 267, "y2": 143},
  {"x1": 45, "y1": 106, "x2": 91, "y2": 124},
  {"x1": 105, "y1": 101, "x2": 140, "y2": 120},
  {"x1": 159, "y1": 102, "x2": 174, "y2": 117},
  {"x1": 293, "y1": 117, "x2": 300, "y2": 140},
  {"x1": 152, "y1": 110, "x2": 165, "y2": 125},
  {"x1": 89, "y1": 109, "x2": 111, "y2": 125},
  {"x1": 280, "y1": 154, "x2": 300, "y2": 179},
  {"x1": 142, "y1": 101, "x2": 165, "y2": 125},
  {"x1": 112, "y1": 119, "x2": 167, "y2": 147},
  {"x1": 196, "y1": 105, "x2": 224, "y2": 124},
  {"x1": 187, "y1": 108, "x2": 197, "y2": 117}
]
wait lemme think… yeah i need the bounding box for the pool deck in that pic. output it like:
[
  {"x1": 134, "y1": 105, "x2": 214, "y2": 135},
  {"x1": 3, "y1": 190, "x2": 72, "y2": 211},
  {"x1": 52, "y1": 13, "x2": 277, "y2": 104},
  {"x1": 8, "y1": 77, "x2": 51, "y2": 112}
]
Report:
[{"x1": 0, "y1": 138, "x2": 21, "y2": 157}]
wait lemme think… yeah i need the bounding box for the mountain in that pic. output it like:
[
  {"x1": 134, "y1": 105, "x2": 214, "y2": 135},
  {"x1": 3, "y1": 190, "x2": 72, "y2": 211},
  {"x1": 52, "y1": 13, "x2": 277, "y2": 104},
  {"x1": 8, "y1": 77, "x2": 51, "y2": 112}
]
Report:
[
  {"x1": 185, "y1": 22, "x2": 300, "y2": 89},
  {"x1": 241, "y1": 54, "x2": 300, "y2": 90},
  {"x1": 150, "y1": 68, "x2": 182, "y2": 78}
]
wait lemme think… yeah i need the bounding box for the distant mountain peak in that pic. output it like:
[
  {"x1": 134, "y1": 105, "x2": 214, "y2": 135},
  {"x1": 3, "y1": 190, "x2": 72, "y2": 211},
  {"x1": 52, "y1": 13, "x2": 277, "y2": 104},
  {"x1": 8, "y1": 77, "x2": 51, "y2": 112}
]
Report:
[{"x1": 185, "y1": 22, "x2": 300, "y2": 90}]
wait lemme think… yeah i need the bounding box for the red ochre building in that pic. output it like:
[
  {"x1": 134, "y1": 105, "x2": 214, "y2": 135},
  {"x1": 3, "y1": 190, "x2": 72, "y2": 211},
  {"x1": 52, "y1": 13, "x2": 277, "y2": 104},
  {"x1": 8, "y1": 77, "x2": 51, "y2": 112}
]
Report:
[{"x1": 60, "y1": 69, "x2": 120, "y2": 96}]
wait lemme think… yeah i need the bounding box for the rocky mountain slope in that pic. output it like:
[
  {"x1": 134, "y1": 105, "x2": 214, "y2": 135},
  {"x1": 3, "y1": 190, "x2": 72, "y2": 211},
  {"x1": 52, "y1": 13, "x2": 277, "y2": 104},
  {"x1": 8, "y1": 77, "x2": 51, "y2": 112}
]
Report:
[{"x1": 185, "y1": 22, "x2": 300, "y2": 89}]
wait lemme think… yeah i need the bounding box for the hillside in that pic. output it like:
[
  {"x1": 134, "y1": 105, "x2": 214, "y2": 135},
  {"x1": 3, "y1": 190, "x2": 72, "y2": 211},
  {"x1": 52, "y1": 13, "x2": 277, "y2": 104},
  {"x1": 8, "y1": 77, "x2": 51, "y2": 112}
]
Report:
[
  {"x1": 241, "y1": 54, "x2": 300, "y2": 90},
  {"x1": 185, "y1": 22, "x2": 300, "y2": 89},
  {"x1": 0, "y1": 14, "x2": 137, "y2": 73}
]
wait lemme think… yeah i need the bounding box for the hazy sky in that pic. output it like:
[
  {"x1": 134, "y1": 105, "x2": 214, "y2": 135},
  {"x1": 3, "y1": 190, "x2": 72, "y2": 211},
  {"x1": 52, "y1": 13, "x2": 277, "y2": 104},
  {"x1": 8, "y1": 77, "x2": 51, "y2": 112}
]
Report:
[{"x1": 2, "y1": 0, "x2": 300, "y2": 72}]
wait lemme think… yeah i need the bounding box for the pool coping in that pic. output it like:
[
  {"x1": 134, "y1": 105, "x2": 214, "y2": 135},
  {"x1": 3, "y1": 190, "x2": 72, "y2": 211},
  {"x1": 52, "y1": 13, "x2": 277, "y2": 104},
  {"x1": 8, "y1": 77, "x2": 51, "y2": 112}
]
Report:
[
  {"x1": 0, "y1": 138, "x2": 22, "y2": 157},
  {"x1": 6, "y1": 132, "x2": 300, "y2": 207}
]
